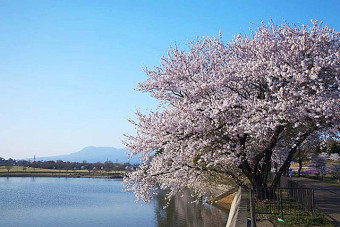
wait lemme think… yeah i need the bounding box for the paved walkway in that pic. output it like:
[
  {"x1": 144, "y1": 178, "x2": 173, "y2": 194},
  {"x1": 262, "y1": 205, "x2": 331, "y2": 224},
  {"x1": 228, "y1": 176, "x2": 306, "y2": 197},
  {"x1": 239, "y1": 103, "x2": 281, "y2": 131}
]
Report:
[{"x1": 292, "y1": 177, "x2": 340, "y2": 226}]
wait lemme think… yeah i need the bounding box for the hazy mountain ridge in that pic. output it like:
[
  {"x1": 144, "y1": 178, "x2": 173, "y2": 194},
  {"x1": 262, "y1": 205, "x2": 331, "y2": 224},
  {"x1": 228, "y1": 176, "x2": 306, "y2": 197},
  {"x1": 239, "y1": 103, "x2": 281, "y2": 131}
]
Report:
[{"x1": 26, "y1": 146, "x2": 138, "y2": 163}]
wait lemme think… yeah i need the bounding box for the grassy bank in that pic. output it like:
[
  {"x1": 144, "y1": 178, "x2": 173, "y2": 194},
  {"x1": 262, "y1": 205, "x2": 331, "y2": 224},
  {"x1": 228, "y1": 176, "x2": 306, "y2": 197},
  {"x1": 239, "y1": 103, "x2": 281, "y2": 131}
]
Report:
[{"x1": 265, "y1": 212, "x2": 334, "y2": 227}]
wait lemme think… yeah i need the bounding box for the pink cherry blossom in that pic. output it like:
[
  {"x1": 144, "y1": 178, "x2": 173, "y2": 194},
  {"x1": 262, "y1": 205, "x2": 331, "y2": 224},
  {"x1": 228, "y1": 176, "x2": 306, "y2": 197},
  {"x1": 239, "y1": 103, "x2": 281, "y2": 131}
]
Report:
[{"x1": 123, "y1": 20, "x2": 340, "y2": 203}]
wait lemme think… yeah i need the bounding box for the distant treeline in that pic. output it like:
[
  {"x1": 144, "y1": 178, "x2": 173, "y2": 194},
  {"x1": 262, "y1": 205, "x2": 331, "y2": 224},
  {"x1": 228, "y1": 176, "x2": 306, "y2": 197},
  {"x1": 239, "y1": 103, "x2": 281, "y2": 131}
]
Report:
[{"x1": 0, "y1": 157, "x2": 138, "y2": 172}]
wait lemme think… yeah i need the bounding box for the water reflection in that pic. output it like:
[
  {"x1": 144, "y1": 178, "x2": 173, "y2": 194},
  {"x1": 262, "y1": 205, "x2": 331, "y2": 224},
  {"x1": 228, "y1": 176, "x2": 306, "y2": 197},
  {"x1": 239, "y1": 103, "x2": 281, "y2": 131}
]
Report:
[
  {"x1": 154, "y1": 190, "x2": 228, "y2": 227},
  {"x1": 0, "y1": 177, "x2": 228, "y2": 227}
]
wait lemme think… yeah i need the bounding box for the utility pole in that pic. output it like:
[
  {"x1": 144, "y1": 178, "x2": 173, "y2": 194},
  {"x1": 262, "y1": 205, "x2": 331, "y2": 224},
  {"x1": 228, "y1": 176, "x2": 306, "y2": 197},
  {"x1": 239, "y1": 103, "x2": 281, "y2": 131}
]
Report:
[{"x1": 33, "y1": 155, "x2": 36, "y2": 171}]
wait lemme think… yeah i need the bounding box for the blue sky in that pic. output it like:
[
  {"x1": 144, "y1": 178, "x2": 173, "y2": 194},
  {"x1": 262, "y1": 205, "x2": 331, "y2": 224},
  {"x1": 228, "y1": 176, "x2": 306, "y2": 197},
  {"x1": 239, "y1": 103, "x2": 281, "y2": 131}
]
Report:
[{"x1": 0, "y1": 0, "x2": 339, "y2": 159}]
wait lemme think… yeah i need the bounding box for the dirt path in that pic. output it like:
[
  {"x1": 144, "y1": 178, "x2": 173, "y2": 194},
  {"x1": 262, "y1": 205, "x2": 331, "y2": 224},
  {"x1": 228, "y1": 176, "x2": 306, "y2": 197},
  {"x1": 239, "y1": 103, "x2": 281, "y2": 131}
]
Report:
[{"x1": 292, "y1": 177, "x2": 340, "y2": 226}]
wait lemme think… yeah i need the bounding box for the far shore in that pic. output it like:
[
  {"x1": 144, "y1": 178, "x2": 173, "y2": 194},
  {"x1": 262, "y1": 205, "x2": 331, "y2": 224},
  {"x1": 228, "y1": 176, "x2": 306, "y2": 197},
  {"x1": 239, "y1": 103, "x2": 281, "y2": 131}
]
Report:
[
  {"x1": 0, "y1": 173, "x2": 123, "y2": 179},
  {"x1": 0, "y1": 166, "x2": 126, "y2": 179}
]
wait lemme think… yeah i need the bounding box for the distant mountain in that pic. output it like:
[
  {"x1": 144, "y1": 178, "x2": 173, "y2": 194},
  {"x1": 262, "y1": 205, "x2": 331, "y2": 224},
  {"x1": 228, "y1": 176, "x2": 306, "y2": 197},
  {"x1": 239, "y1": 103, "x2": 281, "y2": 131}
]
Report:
[{"x1": 26, "y1": 146, "x2": 139, "y2": 163}]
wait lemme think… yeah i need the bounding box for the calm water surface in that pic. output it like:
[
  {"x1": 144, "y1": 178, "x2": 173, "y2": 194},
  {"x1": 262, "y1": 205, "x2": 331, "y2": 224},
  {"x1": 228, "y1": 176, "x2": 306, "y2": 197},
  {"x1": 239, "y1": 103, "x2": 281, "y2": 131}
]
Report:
[{"x1": 0, "y1": 177, "x2": 228, "y2": 227}]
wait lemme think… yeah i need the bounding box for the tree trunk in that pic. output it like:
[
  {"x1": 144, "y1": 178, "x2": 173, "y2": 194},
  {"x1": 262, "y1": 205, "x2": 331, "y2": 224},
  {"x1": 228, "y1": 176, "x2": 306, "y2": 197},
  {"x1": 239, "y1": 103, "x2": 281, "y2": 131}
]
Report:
[{"x1": 298, "y1": 159, "x2": 302, "y2": 177}]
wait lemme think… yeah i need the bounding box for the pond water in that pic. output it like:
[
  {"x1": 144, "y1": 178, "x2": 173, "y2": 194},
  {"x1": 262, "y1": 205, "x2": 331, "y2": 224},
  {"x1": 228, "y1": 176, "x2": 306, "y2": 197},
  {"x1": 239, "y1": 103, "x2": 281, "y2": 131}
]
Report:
[{"x1": 0, "y1": 177, "x2": 228, "y2": 227}]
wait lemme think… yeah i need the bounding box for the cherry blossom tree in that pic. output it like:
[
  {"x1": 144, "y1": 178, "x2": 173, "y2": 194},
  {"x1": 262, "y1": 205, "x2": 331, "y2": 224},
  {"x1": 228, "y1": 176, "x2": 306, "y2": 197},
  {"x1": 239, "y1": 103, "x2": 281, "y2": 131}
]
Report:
[
  {"x1": 293, "y1": 133, "x2": 320, "y2": 177},
  {"x1": 330, "y1": 164, "x2": 340, "y2": 182},
  {"x1": 330, "y1": 153, "x2": 340, "y2": 161},
  {"x1": 123, "y1": 20, "x2": 339, "y2": 203},
  {"x1": 310, "y1": 153, "x2": 328, "y2": 179}
]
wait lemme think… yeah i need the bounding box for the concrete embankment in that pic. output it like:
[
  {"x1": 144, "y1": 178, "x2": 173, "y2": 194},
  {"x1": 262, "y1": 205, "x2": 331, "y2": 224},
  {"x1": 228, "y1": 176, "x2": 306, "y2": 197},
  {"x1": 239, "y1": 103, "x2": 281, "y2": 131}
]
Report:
[
  {"x1": 223, "y1": 188, "x2": 248, "y2": 227},
  {"x1": 214, "y1": 187, "x2": 238, "y2": 210}
]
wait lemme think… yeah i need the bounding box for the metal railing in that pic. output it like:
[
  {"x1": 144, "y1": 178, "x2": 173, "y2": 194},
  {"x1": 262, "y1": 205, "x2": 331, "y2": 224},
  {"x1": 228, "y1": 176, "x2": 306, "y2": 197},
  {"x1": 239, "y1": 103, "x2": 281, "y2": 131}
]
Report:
[{"x1": 251, "y1": 186, "x2": 314, "y2": 218}]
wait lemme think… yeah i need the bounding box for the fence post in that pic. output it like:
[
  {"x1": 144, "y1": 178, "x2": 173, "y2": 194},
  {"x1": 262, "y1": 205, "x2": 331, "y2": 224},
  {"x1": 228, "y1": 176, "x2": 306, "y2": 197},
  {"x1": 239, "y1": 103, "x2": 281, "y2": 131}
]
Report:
[
  {"x1": 280, "y1": 190, "x2": 284, "y2": 220},
  {"x1": 312, "y1": 189, "x2": 315, "y2": 218},
  {"x1": 249, "y1": 189, "x2": 256, "y2": 227}
]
